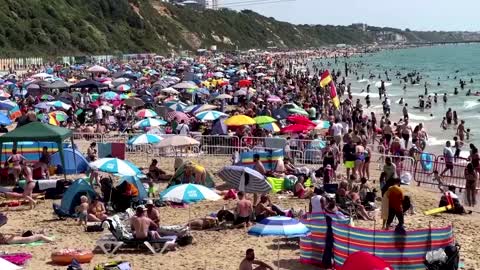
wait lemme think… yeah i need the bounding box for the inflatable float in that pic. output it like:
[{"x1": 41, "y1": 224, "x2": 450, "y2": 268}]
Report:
[
  {"x1": 51, "y1": 249, "x2": 93, "y2": 265},
  {"x1": 420, "y1": 152, "x2": 433, "y2": 171}
]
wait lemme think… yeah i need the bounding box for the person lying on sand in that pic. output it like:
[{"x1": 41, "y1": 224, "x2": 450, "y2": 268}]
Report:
[
  {"x1": 0, "y1": 230, "x2": 54, "y2": 245},
  {"x1": 187, "y1": 216, "x2": 220, "y2": 230},
  {"x1": 239, "y1": 248, "x2": 274, "y2": 270}
]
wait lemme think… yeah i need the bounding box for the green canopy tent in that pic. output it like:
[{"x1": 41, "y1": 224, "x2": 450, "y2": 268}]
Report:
[{"x1": 0, "y1": 122, "x2": 75, "y2": 180}]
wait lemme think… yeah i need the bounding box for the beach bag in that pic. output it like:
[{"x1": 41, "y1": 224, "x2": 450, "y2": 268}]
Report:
[{"x1": 94, "y1": 261, "x2": 131, "y2": 270}]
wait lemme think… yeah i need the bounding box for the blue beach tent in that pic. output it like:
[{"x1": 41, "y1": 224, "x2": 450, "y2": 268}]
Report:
[{"x1": 51, "y1": 148, "x2": 90, "y2": 174}]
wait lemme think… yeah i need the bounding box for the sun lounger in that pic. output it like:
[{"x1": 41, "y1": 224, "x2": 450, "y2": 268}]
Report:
[{"x1": 96, "y1": 215, "x2": 176, "y2": 255}]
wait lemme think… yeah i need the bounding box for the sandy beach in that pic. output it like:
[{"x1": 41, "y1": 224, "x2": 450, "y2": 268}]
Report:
[{"x1": 1, "y1": 151, "x2": 479, "y2": 270}]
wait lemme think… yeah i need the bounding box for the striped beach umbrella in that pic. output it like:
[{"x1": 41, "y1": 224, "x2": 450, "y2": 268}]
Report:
[
  {"x1": 248, "y1": 216, "x2": 310, "y2": 237},
  {"x1": 136, "y1": 109, "x2": 158, "y2": 118},
  {"x1": 166, "y1": 101, "x2": 187, "y2": 112},
  {"x1": 160, "y1": 184, "x2": 220, "y2": 204},
  {"x1": 218, "y1": 166, "x2": 271, "y2": 193},
  {"x1": 47, "y1": 100, "x2": 71, "y2": 110},
  {"x1": 260, "y1": 122, "x2": 280, "y2": 132},
  {"x1": 166, "y1": 111, "x2": 190, "y2": 123},
  {"x1": 0, "y1": 91, "x2": 11, "y2": 99},
  {"x1": 133, "y1": 118, "x2": 168, "y2": 129},
  {"x1": 48, "y1": 111, "x2": 68, "y2": 122},
  {"x1": 195, "y1": 110, "x2": 227, "y2": 121},
  {"x1": 89, "y1": 158, "x2": 142, "y2": 176},
  {"x1": 128, "y1": 134, "x2": 163, "y2": 145}
]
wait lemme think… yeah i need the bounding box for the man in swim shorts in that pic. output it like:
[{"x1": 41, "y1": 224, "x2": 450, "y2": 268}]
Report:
[
  {"x1": 343, "y1": 140, "x2": 356, "y2": 179},
  {"x1": 234, "y1": 192, "x2": 252, "y2": 228}
]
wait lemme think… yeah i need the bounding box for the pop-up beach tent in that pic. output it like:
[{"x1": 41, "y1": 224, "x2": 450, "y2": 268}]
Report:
[
  {"x1": 0, "y1": 122, "x2": 75, "y2": 179},
  {"x1": 51, "y1": 148, "x2": 89, "y2": 174}
]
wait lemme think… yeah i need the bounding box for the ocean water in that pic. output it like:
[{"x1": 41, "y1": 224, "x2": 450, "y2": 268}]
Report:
[{"x1": 315, "y1": 44, "x2": 480, "y2": 154}]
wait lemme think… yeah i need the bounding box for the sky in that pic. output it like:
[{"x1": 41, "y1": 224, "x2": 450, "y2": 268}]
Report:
[{"x1": 226, "y1": 0, "x2": 480, "y2": 31}]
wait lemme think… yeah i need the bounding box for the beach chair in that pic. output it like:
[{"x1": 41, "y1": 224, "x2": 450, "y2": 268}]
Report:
[{"x1": 96, "y1": 215, "x2": 176, "y2": 255}]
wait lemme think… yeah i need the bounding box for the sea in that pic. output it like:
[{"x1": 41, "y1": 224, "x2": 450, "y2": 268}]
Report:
[{"x1": 315, "y1": 44, "x2": 480, "y2": 156}]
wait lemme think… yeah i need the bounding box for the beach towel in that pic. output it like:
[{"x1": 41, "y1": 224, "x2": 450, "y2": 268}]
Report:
[
  {"x1": 0, "y1": 258, "x2": 21, "y2": 270},
  {"x1": 36, "y1": 180, "x2": 58, "y2": 190},
  {"x1": 0, "y1": 253, "x2": 32, "y2": 266}
]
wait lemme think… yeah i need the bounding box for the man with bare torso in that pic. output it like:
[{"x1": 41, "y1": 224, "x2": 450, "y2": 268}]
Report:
[
  {"x1": 130, "y1": 206, "x2": 160, "y2": 240},
  {"x1": 239, "y1": 248, "x2": 273, "y2": 270},
  {"x1": 234, "y1": 191, "x2": 253, "y2": 227}
]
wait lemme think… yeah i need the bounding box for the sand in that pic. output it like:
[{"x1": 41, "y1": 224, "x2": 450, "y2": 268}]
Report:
[{"x1": 1, "y1": 142, "x2": 479, "y2": 270}]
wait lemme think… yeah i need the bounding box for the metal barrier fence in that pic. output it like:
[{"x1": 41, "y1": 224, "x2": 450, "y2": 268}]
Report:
[
  {"x1": 194, "y1": 135, "x2": 241, "y2": 156},
  {"x1": 369, "y1": 153, "x2": 416, "y2": 182},
  {"x1": 415, "y1": 155, "x2": 469, "y2": 190}
]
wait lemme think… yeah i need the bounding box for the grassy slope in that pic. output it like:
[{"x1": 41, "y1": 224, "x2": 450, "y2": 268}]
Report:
[{"x1": 0, "y1": 0, "x2": 475, "y2": 57}]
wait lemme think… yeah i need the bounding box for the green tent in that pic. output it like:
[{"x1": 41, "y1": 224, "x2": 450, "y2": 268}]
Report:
[{"x1": 0, "y1": 122, "x2": 75, "y2": 179}]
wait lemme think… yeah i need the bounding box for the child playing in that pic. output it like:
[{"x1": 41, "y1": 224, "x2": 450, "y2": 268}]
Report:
[
  {"x1": 75, "y1": 195, "x2": 89, "y2": 226},
  {"x1": 466, "y1": 129, "x2": 471, "y2": 141},
  {"x1": 432, "y1": 170, "x2": 445, "y2": 193}
]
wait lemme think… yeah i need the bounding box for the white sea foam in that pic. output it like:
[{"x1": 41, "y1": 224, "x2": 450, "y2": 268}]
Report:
[
  {"x1": 408, "y1": 113, "x2": 435, "y2": 121},
  {"x1": 463, "y1": 100, "x2": 480, "y2": 110},
  {"x1": 357, "y1": 79, "x2": 369, "y2": 83},
  {"x1": 427, "y1": 137, "x2": 447, "y2": 146}
]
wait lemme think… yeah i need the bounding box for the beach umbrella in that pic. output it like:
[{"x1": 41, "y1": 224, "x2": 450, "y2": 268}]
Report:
[
  {"x1": 136, "y1": 109, "x2": 158, "y2": 118},
  {"x1": 112, "y1": 78, "x2": 130, "y2": 85},
  {"x1": 166, "y1": 111, "x2": 191, "y2": 123},
  {"x1": 0, "y1": 91, "x2": 10, "y2": 99},
  {"x1": 40, "y1": 94, "x2": 55, "y2": 101},
  {"x1": 0, "y1": 113, "x2": 12, "y2": 125},
  {"x1": 254, "y1": 116, "x2": 277, "y2": 125},
  {"x1": 342, "y1": 252, "x2": 393, "y2": 270},
  {"x1": 287, "y1": 115, "x2": 316, "y2": 126},
  {"x1": 288, "y1": 108, "x2": 309, "y2": 116},
  {"x1": 248, "y1": 216, "x2": 310, "y2": 270},
  {"x1": 161, "y1": 87, "x2": 179, "y2": 95},
  {"x1": 238, "y1": 79, "x2": 252, "y2": 88},
  {"x1": 172, "y1": 81, "x2": 197, "y2": 89},
  {"x1": 33, "y1": 102, "x2": 52, "y2": 110},
  {"x1": 166, "y1": 101, "x2": 187, "y2": 112},
  {"x1": 87, "y1": 65, "x2": 108, "y2": 73},
  {"x1": 133, "y1": 118, "x2": 168, "y2": 129},
  {"x1": 99, "y1": 105, "x2": 113, "y2": 112},
  {"x1": 218, "y1": 166, "x2": 271, "y2": 193},
  {"x1": 101, "y1": 91, "x2": 119, "y2": 100},
  {"x1": 47, "y1": 101, "x2": 71, "y2": 110},
  {"x1": 26, "y1": 83, "x2": 40, "y2": 90},
  {"x1": 271, "y1": 108, "x2": 289, "y2": 120},
  {"x1": 48, "y1": 111, "x2": 68, "y2": 122},
  {"x1": 267, "y1": 95, "x2": 282, "y2": 103},
  {"x1": 116, "y1": 84, "x2": 131, "y2": 92},
  {"x1": 224, "y1": 115, "x2": 256, "y2": 126},
  {"x1": 185, "y1": 104, "x2": 217, "y2": 114},
  {"x1": 248, "y1": 216, "x2": 310, "y2": 237},
  {"x1": 44, "y1": 80, "x2": 71, "y2": 89},
  {"x1": 215, "y1": 94, "x2": 233, "y2": 100},
  {"x1": 260, "y1": 122, "x2": 280, "y2": 132},
  {"x1": 157, "y1": 135, "x2": 200, "y2": 148},
  {"x1": 314, "y1": 120, "x2": 331, "y2": 130},
  {"x1": 234, "y1": 89, "x2": 247, "y2": 96},
  {"x1": 31, "y1": 72, "x2": 53, "y2": 79},
  {"x1": 281, "y1": 124, "x2": 313, "y2": 134},
  {"x1": 195, "y1": 110, "x2": 227, "y2": 121},
  {"x1": 128, "y1": 134, "x2": 163, "y2": 145},
  {"x1": 160, "y1": 184, "x2": 220, "y2": 204},
  {"x1": 124, "y1": 97, "x2": 144, "y2": 108},
  {"x1": 89, "y1": 158, "x2": 142, "y2": 176},
  {"x1": 213, "y1": 72, "x2": 224, "y2": 78}
]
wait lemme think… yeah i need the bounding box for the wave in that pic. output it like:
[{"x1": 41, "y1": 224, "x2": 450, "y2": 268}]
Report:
[
  {"x1": 427, "y1": 136, "x2": 447, "y2": 146},
  {"x1": 357, "y1": 79, "x2": 369, "y2": 83},
  {"x1": 408, "y1": 113, "x2": 435, "y2": 121},
  {"x1": 350, "y1": 92, "x2": 399, "y2": 97},
  {"x1": 464, "y1": 100, "x2": 480, "y2": 110}
]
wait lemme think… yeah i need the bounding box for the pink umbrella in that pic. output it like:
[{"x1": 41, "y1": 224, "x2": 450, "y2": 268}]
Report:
[
  {"x1": 281, "y1": 124, "x2": 314, "y2": 134},
  {"x1": 267, "y1": 95, "x2": 282, "y2": 103},
  {"x1": 166, "y1": 111, "x2": 191, "y2": 123}
]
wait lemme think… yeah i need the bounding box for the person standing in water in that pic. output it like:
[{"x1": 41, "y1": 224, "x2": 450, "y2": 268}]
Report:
[
  {"x1": 446, "y1": 108, "x2": 453, "y2": 125},
  {"x1": 457, "y1": 120, "x2": 466, "y2": 142}
]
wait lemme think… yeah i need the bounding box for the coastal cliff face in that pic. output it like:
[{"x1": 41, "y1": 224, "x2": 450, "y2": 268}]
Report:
[{"x1": 0, "y1": 0, "x2": 478, "y2": 56}]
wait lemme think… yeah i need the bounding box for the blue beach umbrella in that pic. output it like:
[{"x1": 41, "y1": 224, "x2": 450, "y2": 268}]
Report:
[
  {"x1": 133, "y1": 118, "x2": 168, "y2": 129},
  {"x1": 165, "y1": 101, "x2": 187, "y2": 112},
  {"x1": 248, "y1": 216, "x2": 310, "y2": 270},
  {"x1": 101, "y1": 91, "x2": 119, "y2": 100},
  {"x1": 127, "y1": 134, "x2": 163, "y2": 145},
  {"x1": 0, "y1": 100, "x2": 18, "y2": 110},
  {"x1": 47, "y1": 100, "x2": 71, "y2": 110},
  {"x1": 195, "y1": 110, "x2": 227, "y2": 121},
  {"x1": 89, "y1": 158, "x2": 142, "y2": 176},
  {"x1": 160, "y1": 184, "x2": 220, "y2": 204},
  {"x1": 248, "y1": 216, "x2": 310, "y2": 237}
]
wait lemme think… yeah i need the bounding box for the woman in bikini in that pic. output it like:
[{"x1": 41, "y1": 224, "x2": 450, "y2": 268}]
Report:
[
  {"x1": 0, "y1": 232, "x2": 54, "y2": 245},
  {"x1": 6, "y1": 149, "x2": 25, "y2": 183},
  {"x1": 20, "y1": 164, "x2": 36, "y2": 209},
  {"x1": 88, "y1": 198, "x2": 108, "y2": 222}
]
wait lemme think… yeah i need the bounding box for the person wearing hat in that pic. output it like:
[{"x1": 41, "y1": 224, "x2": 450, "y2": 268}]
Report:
[
  {"x1": 146, "y1": 200, "x2": 160, "y2": 227},
  {"x1": 130, "y1": 205, "x2": 160, "y2": 240}
]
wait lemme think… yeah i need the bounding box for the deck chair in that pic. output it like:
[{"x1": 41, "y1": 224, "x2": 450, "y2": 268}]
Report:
[{"x1": 96, "y1": 215, "x2": 176, "y2": 255}]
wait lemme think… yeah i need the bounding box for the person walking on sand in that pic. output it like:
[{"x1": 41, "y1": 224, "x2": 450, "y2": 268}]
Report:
[
  {"x1": 239, "y1": 248, "x2": 274, "y2": 270},
  {"x1": 464, "y1": 163, "x2": 478, "y2": 207},
  {"x1": 440, "y1": 141, "x2": 454, "y2": 177}
]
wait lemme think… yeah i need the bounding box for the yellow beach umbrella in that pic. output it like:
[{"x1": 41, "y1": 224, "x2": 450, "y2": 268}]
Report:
[{"x1": 224, "y1": 115, "x2": 256, "y2": 126}]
